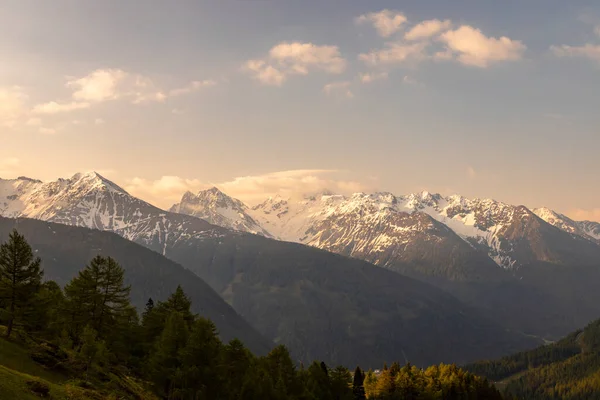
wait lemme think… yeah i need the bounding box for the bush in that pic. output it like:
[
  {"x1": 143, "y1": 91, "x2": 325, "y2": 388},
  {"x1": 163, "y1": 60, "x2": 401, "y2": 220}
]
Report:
[{"x1": 26, "y1": 380, "x2": 50, "y2": 397}]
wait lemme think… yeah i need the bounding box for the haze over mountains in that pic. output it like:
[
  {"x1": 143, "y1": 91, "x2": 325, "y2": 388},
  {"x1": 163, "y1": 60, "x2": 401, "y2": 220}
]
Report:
[
  {"x1": 1, "y1": 171, "x2": 599, "y2": 366},
  {"x1": 172, "y1": 184, "x2": 600, "y2": 339},
  {"x1": 0, "y1": 171, "x2": 543, "y2": 367}
]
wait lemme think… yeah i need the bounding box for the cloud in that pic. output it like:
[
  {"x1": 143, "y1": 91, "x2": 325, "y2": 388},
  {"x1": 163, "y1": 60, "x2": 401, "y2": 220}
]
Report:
[
  {"x1": 551, "y1": 44, "x2": 600, "y2": 63},
  {"x1": 125, "y1": 169, "x2": 374, "y2": 209},
  {"x1": 169, "y1": 80, "x2": 217, "y2": 97},
  {"x1": 323, "y1": 81, "x2": 354, "y2": 98},
  {"x1": 359, "y1": 42, "x2": 428, "y2": 66},
  {"x1": 567, "y1": 208, "x2": 600, "y2": 223},
  {"x1": 439, "y1": 26, "x2": 526, "y2": 67},
  {"x1": 595, "y1": 25, "x2": 600, "y2": 38},
  {"x1": 124, "y1": 176, "x2": 204, "y2": 208},
  {"x1": 67, "y1": 69, "x2": 127, "y2": 102},
  {"x1": 405, "y1": 19, "x2": 452, "y2": 41},
  {"x1": 32, "y1": 101, "x2": 90, "y2": 114},
  {"x1": 244, "y1": 42, "x2": 346, "y2": 86},
  {"x1": 356, "y1": 10, "x2": 408, "y2": 38},
  {"x1": 94, "y1": 118, "x2": 105, "y2": 125},
  {"x1": 360, "y1": 72, "x2": 388, "y2": 83},
  {"x1": 32, "y1": 69, "x2": 216, "y2": 114},
  {"x1": 0, "y1": 86, "x2": 27, "y2": 127}
]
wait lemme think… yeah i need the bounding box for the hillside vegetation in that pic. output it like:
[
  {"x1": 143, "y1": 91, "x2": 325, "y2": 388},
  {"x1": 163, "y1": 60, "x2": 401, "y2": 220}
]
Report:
[
  {"x1": 466, "y1": 318, "x2": 600, "y2": 399},
  {"x1": 0, "y1": 229, "x2": 501, "y2": 399}
]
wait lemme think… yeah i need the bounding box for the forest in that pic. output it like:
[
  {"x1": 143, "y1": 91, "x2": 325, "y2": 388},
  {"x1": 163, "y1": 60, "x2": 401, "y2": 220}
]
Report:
[{"x1": 0, "y1": 229, "x2": 502, "y2": 399}]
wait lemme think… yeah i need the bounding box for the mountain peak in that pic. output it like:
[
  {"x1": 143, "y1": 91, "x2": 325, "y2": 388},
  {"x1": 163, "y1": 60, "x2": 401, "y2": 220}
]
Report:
[{"x1": 69, "y1": 171, "x2": 128, "y2": 194}]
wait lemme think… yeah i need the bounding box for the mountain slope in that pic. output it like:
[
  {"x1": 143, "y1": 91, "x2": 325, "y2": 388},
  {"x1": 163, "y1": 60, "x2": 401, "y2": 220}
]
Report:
[
  {"x1": 170, "y1": 187, "x2": 271, "y2": 237},
  {"x1": 466, "y1": 318, "x2": 600, "y2": 399},
  {"x1": 534, "y1": 207, "x2": 600, "y2": 244},
  {"x1": 172, "y1": 189, "x2": 600, "y2": 339},
  {"x1": 164, "y1": 230, "x2": 539, "y2": 367},
  {"x1": 0, "y1": 216, "x2": 271, "y2": 356},
  {"x1": 0, "y1": 173, "x2": 539, "y2": 367}
]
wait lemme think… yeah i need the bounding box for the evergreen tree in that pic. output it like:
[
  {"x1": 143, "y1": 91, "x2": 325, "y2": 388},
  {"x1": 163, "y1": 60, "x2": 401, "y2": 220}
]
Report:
[
  {"x1": 330, "y1": 366, "x2": 353, "y2": 400},
  {"x1": 142, "y1": 297, "x2": 154, "y2": 321},
  {"x1": 64, "y1": 255, "x2": 132, "y2": 345},
  {"x1": 352, "y1": 366, "x2": 366, "y2": 400},
  {"x1": 148, "y1": 311, "x2": 189, "y2": 397},
  {"x1": 177, "y1": 318, "x2": 223, "y2": 399},
  {"x1": 0, "y1": 230, "x2": 43, "y2": 338}
]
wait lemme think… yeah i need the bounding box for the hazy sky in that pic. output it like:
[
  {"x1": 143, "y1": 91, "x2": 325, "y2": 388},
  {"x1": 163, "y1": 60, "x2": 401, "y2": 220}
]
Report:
[{"x1": 1, "y1": 0, "x2": 599, "y2": 220}]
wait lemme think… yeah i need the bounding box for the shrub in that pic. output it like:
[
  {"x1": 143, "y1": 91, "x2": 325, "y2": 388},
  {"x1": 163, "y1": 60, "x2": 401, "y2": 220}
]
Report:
[{"x1": 26, "y1": 380, "x2": 50, "y2": 397}]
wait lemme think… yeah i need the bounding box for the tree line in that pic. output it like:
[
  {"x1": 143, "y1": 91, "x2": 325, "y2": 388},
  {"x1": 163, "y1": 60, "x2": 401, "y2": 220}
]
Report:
[{"x1": 0, "y1": 229, "x2": 502, "y2": 399}]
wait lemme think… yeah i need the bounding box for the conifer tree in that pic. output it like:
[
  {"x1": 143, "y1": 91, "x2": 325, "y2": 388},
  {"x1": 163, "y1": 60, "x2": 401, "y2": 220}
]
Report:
[
  {"x1": 353, "y1": 366, "x2": 366, "y2": 400},
  {"x1": 148, "y1": 311, "x2": 189, "y2": 397},
  {"x1": 64, "y1": 255, "x2": 131, "y2": 344},
  {"x1": 0, "y1": 230, "x2": 43, "y2": 338},
  {"x1": 177, "y1": 318, "x2": 223, "y2": 399}
]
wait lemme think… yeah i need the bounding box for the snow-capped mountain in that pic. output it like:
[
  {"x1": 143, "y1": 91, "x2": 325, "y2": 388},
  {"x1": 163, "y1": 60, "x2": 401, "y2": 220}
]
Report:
[
  {"x1": 172, "y1": 188, "x2": 600, "y2": 279},
  {"x1": 0, "y1": 172, "x2": 227, "y2": 255},
  {"x1": 170, "y1": 187, "x2": 271, "y2": 237},
  {"x1": 1, "y1": 171, "x2": 544, "y2": 366},
  {"x1": 533, "y1": 207, "x2": 600, "y2": 244}
]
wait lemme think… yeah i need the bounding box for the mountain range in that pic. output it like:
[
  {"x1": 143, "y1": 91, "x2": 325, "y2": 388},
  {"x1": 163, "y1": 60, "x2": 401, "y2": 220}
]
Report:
[
  {"x1": 171, "y1": 185, "x2": 600, "y2": 339},
  {"x1": 0, "y1": 172, "x2": 542, "y2": 367}
]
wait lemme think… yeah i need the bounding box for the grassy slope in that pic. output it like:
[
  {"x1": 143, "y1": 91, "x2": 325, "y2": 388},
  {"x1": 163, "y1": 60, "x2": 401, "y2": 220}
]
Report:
[{"x1": 0, "y1": 331, "x2": 157, "y2": 400}]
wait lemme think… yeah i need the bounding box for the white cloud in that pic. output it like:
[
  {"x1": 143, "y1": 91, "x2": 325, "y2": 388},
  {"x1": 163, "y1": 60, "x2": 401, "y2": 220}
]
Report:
[
  {"x1": 68, "y1": 69, "x2": 127, "y2": 102},
  {"x1": 405, "y1": 19, "x2": 452, "y2": 41},
  {"x1": 244, "y1": 42, "x2": 346, "y2": 86},
  {"x1": 171, "y1": 108, "x2": 186, "y2": 115},
  {"x1": 356, "y1": 10, "x2": 408, "y2": 38},
  {"x1": 323, "y1": 81, "x2": 354, "y2": 98},
  {"x1": 94, "y1": 118, "x2": 105, "y2": 125},
  {"x1": 169, "y1": 80, "x2": 217, "y2": 97},
  {"x1": 551, "y1": 44, "x2": 600, "y2": 63},
  {"x1": 124, "y1": 176, "x2": 204, "y2": 208},
  {"x1": 0, "y1": 87, "x2": 27, "y2": 127},
  {"x1": 359, "y1": 41, "x2": 428, "y2": 66},
  {"x1": 595, "y1": 25, "x2": 600, "y2": 38},
  {"x1": 439, "y1": 26, "x2": 526, "y2": 67},
  {"x1": 244, "y1": 60, "x2": 287, "y2": 86},
  {"x1": 360, "y1": 72, "x2": 389, "y2": 83},
  {"x1": 32, "y1": 101, "x2": 90, "y2": 114},
  {"x1": 125, "y1": 169, "x2": 373, "y2": 209},
  {"x1": 33, "y1": 69, "x2": 216, "y2": 114}
]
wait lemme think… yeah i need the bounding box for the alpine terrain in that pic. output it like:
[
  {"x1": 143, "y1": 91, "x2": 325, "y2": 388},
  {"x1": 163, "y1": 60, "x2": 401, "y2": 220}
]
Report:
[
  {"x1": 173, "y1": 187, "x2": 600, "y2": 340},
  {"x1": 0, "y1": 172, "x2": 539, "y2": 367}
]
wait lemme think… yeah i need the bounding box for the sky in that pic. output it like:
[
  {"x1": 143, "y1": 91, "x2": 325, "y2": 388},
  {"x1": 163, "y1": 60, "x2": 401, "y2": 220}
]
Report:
[{"x1": 0, "y1": 0, "x2": 599, "y2": 221}]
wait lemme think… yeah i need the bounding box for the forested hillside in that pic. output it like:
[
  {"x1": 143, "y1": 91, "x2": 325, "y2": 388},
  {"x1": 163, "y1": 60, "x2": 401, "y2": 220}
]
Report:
[
  {"x1": 0, "y1": 216, "x2": 539, "y2": 368},
  {"x1": 466, "y1": 318, "x2": 600, "y2": 399},
  {"x1": 0, "y1": 229, "x2": 501, "y2": 399}
]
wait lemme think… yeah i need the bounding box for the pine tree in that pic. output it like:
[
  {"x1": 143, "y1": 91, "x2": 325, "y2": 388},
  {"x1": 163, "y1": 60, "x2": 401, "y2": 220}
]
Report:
[
  {"x1": 142, "y1": 297, "x2": 154, "y2": 321},
  {"x1": 177, "y1": 318, "x2": 223, "y2": 399},
  {"x1": 148, "y1": 311, "x2": 189, "y2": 397},
  {"x1": 64, "y1": 255, "x2": 132, "y2": 344},
  {"x1": 353, "y1": 366, "x2": 366, "y2": 400},
  {"x1": 0, "y1": 230, "x2": 43, "y2": 338}
]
